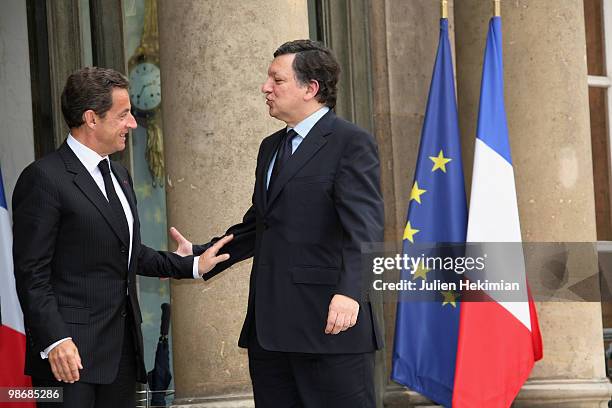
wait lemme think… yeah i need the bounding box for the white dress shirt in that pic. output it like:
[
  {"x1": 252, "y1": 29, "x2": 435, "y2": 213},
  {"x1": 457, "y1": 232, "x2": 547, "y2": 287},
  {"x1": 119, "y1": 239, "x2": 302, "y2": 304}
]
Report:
[{"x1": 266, "y1": 106, "x2": 330, "y2": 189}]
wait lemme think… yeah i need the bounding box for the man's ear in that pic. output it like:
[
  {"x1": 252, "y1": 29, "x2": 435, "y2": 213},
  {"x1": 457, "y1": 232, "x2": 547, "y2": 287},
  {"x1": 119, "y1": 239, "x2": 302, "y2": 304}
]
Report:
[
  {"x1": 83, "y1": 110, "x2": 97, "y2": 129},
  {"x1": 304, "y1": 79, "x2": 320, "y2": 102}
]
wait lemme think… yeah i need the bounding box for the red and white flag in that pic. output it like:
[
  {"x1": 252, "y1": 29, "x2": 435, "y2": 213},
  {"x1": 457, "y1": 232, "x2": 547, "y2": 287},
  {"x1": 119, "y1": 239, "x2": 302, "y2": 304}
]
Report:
[
  {"x1": 453, "y1": 16, "x2": 543, "y2": 407},
  {"x1": 0, "y1": 166, "x2": 34, "y2": 407}
]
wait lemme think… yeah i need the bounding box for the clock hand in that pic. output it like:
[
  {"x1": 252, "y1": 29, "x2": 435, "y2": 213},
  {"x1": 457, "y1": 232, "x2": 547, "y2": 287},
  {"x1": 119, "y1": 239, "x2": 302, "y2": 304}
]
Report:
[
  {"x1": 138, "y1": 82, "x2": 160, "y2": 103},
  {"x1": 138, "y1": 83, "x2": 150, "y2": 99},
  {"x1": 137, "y1": 83, "x2": 147, "y2": 98}
]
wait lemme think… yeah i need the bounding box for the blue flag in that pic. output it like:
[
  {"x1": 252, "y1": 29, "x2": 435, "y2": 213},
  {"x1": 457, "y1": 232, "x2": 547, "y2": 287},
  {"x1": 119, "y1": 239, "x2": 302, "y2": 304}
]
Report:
[{"x1": 391, "y1": 18, "x2": 467, "y2": 407}]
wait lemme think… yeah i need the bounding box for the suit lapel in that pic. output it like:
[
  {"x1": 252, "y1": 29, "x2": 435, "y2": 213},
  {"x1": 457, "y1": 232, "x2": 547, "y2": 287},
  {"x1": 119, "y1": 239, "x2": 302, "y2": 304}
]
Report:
[
  {"x1": 58, "y1": 142, "x2": 129, "y2": 248},
  {"x1": 111, "y1": 161, "x2": 138, "y2": 222},
  {"x1": 266, "y1": 111, "x2": 334, "y2": 210}
]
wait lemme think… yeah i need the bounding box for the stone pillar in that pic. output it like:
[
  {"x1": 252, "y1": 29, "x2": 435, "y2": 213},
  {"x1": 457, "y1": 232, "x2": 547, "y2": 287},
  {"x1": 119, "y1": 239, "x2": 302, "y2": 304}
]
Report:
[
  {"x1": 157, "y1": 1, "x2": 308, "y2": 405},
  {"x1": 455, "y1": 0, "x2": 611, "y2": 406}
]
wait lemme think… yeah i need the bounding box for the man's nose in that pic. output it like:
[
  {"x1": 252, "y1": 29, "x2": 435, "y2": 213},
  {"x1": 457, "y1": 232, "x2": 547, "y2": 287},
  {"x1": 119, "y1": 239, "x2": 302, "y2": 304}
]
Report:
[
  {"x1": 261, "y1": 78, "x2": 271, "y2": 94},
  {"x1": 127, "y1": 112, "x2": 137, "y2": 129}
]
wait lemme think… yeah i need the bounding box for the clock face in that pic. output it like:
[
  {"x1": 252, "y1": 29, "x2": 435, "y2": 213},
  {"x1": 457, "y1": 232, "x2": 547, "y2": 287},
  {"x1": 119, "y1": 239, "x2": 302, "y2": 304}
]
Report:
[{"x1": 129, "y1": 62, "x2": 161, "y2": 112}]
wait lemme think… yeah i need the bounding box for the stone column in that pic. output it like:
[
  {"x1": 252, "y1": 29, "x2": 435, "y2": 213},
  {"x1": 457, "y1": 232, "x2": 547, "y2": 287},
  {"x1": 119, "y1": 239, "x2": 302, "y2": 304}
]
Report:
[
  {"x1": 455, "y1": 1, "x2": 611, "y2": 406},
  {"x1": 157, "y1": 1, "x2": 308, "y2": 405}
]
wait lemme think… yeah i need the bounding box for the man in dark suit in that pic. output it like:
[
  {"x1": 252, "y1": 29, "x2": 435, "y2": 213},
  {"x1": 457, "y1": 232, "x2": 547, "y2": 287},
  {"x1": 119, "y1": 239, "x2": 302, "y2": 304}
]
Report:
[
  {"x1": 175, "y1": 39, "x2": 384, "y2": 407},
  {"x1": 12, "y1": 67, "x2": 232, "y2": 408}
]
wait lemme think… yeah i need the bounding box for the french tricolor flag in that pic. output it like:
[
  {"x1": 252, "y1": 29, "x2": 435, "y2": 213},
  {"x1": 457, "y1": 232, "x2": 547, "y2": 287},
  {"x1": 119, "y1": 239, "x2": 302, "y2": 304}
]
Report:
[
  {"x1": 0, "y1": 165, "x2": 34, "y2": 407},
  {"x1": 452, "y1": 17, "x2": 543, "y2": 407}
]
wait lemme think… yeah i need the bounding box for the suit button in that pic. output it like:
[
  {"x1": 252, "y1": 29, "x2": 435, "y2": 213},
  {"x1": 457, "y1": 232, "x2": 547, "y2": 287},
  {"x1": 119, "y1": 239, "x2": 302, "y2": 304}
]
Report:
[
  {"x1": 120, "y1": 246, "x2": 127, "y2": 254},
  {"x1": 121, "y1": 310, "x2": 127, "y2": 317}
]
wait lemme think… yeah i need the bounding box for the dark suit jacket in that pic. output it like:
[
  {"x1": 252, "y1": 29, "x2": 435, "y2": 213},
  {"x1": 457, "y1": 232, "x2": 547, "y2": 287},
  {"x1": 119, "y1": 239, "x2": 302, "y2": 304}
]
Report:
[
  {"x1": 194, "y1": 110, "x2": 384, "y2": 354},
  {"x1": 12, "y1": 142, "x2": 194, "y2": 384}
]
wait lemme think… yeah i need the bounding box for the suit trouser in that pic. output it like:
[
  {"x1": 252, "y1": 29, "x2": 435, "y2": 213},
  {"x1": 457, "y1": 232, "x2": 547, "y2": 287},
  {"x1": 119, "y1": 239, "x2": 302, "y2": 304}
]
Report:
[
  {"x1": 32, "y1": 313, "x2": 137, "y2": 408},
  {"x1": 247, "y1": 327, "x2": 375, "y2": 408}
]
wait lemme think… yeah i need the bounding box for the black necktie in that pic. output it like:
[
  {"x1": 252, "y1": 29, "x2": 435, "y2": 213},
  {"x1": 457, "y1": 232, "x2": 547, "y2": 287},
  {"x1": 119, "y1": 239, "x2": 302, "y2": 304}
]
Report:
[
  {"x1": 268, "y1": 129, "x2": 298, "y2": 195},
  {"x1": 98, "y1": 159, "x2": 130, "y2": 245}
]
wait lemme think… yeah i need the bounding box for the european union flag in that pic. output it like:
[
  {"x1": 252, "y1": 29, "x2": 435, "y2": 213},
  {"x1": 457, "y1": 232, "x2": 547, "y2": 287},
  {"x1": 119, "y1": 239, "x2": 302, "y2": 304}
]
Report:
[{"x1": 391, "y1": 18, "x2": 467, "y2": 407}]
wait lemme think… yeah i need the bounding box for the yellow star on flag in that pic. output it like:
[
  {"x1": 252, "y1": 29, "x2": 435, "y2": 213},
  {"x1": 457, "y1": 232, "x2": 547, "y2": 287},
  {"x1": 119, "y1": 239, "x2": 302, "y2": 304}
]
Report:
[
  {"x1": 410, "y1": 181, "x2": 427, "y2": 204},
  {"x1": 441, "y1": 290, "x2": 458, "y2": 307},
  {"x1": 412, "y1": 264, "x2": 431, "y2": 280},
  {"x1": 429, "y1": 150, "x2": 452, "y2": 173},
  {"x1": 403, "y1": 221, "x2": 419, "y2": 243}
]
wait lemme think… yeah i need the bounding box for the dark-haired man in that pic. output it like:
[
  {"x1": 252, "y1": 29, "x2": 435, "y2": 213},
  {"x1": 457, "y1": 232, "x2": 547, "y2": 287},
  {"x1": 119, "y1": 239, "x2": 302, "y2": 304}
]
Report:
[
  {"x1": 12, "y1": 66, "x2": 232, "y2": 408},
  {"x1": 176, "y1": 39, "x2": 384, "y2": 407}
]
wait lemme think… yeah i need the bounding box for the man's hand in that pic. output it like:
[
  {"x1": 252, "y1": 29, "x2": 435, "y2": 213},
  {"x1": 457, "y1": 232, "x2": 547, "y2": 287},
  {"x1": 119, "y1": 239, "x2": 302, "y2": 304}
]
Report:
[
  {"x1": 48, "y1": 339, "x2": 83, "y2": 383},
  {"x1": 325, "y1": 294, "x2": 359, "y2": 335},
  {"x1": 170, "y1": 227, "x2": 193, "y2": 256},
  {"x1": 198, "y1": 234, "x2": 233, "y2": 276}
]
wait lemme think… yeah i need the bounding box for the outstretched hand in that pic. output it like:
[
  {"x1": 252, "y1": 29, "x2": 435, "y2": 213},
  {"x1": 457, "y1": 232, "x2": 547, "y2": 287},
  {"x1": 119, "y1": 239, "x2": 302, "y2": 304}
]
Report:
[
  {"x1": 198, "y1": 234, "x2": 233, "y2": 276},
  {"x1": 170, "y1": 227, "x2": 193, "y2": 256}
]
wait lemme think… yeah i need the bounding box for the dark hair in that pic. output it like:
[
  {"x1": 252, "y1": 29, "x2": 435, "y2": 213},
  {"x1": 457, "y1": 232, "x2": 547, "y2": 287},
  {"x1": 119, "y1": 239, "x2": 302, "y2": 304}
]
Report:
[
  {"x1": 61, "y1": 67, "x2": 129, "y2": 129},
  {"x1": 273, "y1": 39, "x2": 340, "y2": 108}
]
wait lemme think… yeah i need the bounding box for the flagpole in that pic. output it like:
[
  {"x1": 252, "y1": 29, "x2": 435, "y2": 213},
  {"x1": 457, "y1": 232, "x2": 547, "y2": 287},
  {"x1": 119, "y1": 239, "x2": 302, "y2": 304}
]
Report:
[
  {"x1": 441, "y1": 0, "x2": 448, "y2": 19},
  {"x1": 493, "y1": 0, "x2": 501, "y2": 17}
]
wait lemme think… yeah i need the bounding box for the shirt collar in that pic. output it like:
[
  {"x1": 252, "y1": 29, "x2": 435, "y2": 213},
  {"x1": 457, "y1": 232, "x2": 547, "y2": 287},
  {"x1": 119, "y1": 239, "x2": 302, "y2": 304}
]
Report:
[
  {"x1": 67, "y1": 134, "x2": 108, "y2": 173},
  {"x1": 290, "y1": 106, "x2": 330, "y2": 138}
]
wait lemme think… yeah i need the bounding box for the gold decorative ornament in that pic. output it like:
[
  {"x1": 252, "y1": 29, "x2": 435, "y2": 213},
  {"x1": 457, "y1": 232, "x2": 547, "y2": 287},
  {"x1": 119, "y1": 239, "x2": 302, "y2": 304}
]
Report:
[
  {"x1": 441, "y1": 0, "x2": 448, "y2": 19},
  {"x1": 128, "y1": 0, "x2": 164, "y2": 187},
  {"x1": 494, "y1": 0, "x2": 501, "y2": 17}
]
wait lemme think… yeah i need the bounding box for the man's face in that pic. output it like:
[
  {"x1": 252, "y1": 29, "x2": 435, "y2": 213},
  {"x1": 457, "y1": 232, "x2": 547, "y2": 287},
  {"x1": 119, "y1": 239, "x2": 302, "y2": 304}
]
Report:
[
  {"x1": 93, "y1": 88, "x2": 137, "y2": 156},
  {"x1": 261, "y1": 53, "x2": 309, "y2": 125}
]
